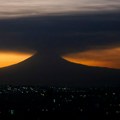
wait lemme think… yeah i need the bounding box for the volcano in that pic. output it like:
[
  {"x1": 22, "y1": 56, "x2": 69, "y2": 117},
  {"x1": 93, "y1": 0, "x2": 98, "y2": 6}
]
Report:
[{"x1": 0, "y1": 52, "x2": 120, "y2": 87}]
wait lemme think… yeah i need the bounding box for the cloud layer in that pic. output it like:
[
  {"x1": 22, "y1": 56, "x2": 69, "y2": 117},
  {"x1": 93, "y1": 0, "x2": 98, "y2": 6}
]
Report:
[
  {"x1": 0, "y1": 13, "x2": 120, "y2": 55},
  {"x1": 0, "y1": 0, "x2": 120, "y2": 18}
]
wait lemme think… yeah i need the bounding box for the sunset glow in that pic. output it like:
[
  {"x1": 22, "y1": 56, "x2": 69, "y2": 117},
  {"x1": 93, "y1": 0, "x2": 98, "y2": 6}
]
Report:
[
  {"x1": 0, "y1": 51, "x2": 35, "y2": 68},
  {"x1": 62, "y1": 47, "x2": 120, "y2": 69}
]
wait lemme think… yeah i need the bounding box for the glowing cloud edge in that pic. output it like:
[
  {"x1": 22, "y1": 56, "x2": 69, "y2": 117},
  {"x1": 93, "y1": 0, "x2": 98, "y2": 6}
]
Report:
[
  {"x1": 0, "y1": 50, "x2": 36, "y2": 68},
  {"x1": 62, "y1": 47, "x2": 120, "y2": 69}
]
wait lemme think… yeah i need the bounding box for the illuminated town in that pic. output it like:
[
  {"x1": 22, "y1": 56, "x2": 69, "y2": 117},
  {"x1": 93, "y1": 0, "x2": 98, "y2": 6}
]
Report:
[{"x1": 0, "y1": 86, "x2": 120, "y2": 119}]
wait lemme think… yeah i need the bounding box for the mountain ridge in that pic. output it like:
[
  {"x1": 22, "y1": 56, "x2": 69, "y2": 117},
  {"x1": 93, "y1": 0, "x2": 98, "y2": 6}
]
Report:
[{"x1": 0, "y1": 53, "x2": 120, "y2": 87}]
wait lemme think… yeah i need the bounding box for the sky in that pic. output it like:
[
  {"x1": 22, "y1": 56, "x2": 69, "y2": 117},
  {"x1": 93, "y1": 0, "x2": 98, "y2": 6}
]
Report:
[
  {"x1": 0, "y1": 0, "x2": 120, "y2": 18},
  {"x1": 0, "y1": 0, "x2": 120, "y2": 86}
]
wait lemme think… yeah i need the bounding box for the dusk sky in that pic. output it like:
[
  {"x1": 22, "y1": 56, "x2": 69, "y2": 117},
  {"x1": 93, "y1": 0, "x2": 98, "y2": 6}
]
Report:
[
  {"x1": 0, "y1": 0, "x2": 120, "y2": 87},
  {"x1": 0, "y1": 0, "x2": 120, "y2": 18}
]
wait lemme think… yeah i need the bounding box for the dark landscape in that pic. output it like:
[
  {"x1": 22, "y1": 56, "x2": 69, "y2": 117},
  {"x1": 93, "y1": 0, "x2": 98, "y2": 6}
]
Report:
[
  {"x1": 0, "y1": 0, "x2": 120, "y2": 119},
  {"x1": 0, "y1": 86, "x2": 120, "y2": 120}
]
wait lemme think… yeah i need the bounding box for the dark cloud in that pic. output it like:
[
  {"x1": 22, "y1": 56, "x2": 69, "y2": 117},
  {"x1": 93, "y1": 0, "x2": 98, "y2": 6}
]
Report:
[
  {"x1": 0, "y1": 0, "x2": 120, "y2": 18},
  {"x1": 0, "y1": 12, "x2": 120, "y2": 55}
]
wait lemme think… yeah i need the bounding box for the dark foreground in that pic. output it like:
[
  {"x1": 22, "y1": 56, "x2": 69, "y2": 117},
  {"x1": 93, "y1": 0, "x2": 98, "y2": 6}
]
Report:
[{"x1": 0, "y1": 86, "x2": 120, "y2": 120}]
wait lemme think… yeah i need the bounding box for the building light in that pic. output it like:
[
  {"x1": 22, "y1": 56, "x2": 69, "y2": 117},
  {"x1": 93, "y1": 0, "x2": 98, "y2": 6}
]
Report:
[
  {"x1": 113, "y1": 93, "x2": 116, "y2": 95},
  {"x1": 53, "y1": 99, "x2": 56, "y2": 103},
  {"x1": 80, "y1": 109, "x2": 83, "y2": 112},
  {"x1": 10, "y1": 110, "x2": 15, "y2": 115},
  {"x1": 116, "y1": 111, "x2": 120, "y2": 114},
  {"x1": 106, "y1": 112, "x2": 109, "y2": 115}
]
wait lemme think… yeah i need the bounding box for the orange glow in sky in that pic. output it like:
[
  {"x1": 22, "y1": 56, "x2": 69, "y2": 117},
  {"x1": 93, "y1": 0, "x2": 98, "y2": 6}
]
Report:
[
  {"x1": 0, "y1": 51, "x2": 35, "y2": 68},
  {"x1": 62, "y1": 47, "x2": 120, "y2": 69}
]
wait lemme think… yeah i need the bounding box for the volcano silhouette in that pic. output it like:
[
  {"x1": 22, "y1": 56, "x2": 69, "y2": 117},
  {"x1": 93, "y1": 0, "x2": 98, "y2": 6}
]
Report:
[{"x1": 0, "y1": 52, "x2": 120, "y2": 87}]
